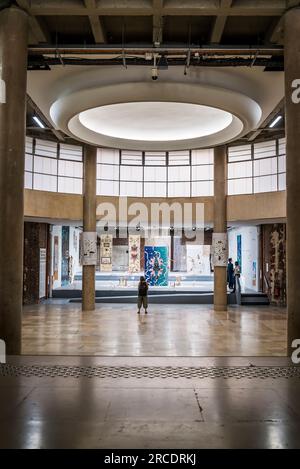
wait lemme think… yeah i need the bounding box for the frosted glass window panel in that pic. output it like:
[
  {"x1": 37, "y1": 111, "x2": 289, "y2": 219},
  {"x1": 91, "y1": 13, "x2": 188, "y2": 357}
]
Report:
[
  {"x1": 97, "y1": 180, "x2": 119, "y2": 196},
  {"x1": 33, "y1": 173, "x2": 57, "y2": 192},
  {"x1": 168, "y1": 166, "x2": 190, "y2": 182},
  {"x1": 58, "y1": 177, "x2": 82, "y2": 194},
  {"x1": 254, "y1": 175, "x2": 277, "y2": 193},
  {"x1": 192, "y1": 165, "x2": 213, "y2": 181},
  {"x1": 191, "y1": 148, "x2": 214, "y2": 165},
  {"x1": 278, "y1": 154, "x2": 286, "y2": 173},
  {"x1": 228, "y1": 161, "x2": 252, "y2": 179},
  {"x1": 145, "y1": 152, "x2": 166, "y2": 166},
  {"x1": 58, "y1": 160, "x2": 83, "y2": 178},
  {"x1": 60, "y1": 143, "x2": 83, "y2": 161},
  {"x1": 168, "y1": 182, "x2": 190, "y2": 197},
  {"x1": 25, "y1": 137, "x2": 33, "y2": 154},
  {"x1": 228, "y1": 144, "x2": 251, "y2": 162},
  {"x1": 254, "y1": 157, "x2": 277, "y2": 176},
  {"x1": 192, "y1": 180, "x2": 213, "y2": 196},
  {"x1": 278, "y1": 138, "x2": 286, "y2": 156},
  {"x1": 121, "y1": 151, "x2": 143, "y2": 165},
  {"x1": 278, "y1": 173, "x2": 286, "y2": 191},
  {"x1": 120, "y1": 181, "x2": 143, "y2": 197},
  {"x1": 228, "y1": 178, "x2": 252, "y2": 195},
  {"x1": 34, "y1": 155, "x2": 57, "y2": 175},
  {"x1": 120, "y1": 165, "x2": 143, "y2": 181},
  {"x1": 25, "y1": 171, "x2": 33, "y2": 189},
  {"x1": 254, "y1": 140, "x2": 276, "y2": 159},
  {"x1": 97, "y1": 148, "x2": 120, "y2": 165},
  {"x1": 144, "y1": 182, "x2": 167, "y2": 197},
  {"x1": 25, "y1": 154, "x2": 33, "y2": 172},
  {"x1": 97, "y1": 163, "x2": 119, "y2": 180},
  {"x1": 35, "y1": 139, "x2": 58, "y2": 158},
  {"x1": 144, "y1": 166, "x2": 167, "y2": 182},
  {"x1": 168, "y1": 150, "x2": 190, "y2": 166}
]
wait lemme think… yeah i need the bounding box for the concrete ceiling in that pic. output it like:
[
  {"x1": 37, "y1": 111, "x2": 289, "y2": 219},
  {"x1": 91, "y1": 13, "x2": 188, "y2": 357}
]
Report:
[
  {"x1": 27, "y1": 64, "x2": 283, "y2": 150},
  {"x1": 19, "y1": 0, "x2": 293, "y2": 144},
  {"x1": 13, "y1": 0, "x2": 300, "y2": 47}
]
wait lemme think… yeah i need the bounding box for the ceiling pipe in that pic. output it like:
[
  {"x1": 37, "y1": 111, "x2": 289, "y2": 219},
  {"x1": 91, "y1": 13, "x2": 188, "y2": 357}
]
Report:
[{"x1": 28, "y1": 44, "x2": 284, "y2": 56}]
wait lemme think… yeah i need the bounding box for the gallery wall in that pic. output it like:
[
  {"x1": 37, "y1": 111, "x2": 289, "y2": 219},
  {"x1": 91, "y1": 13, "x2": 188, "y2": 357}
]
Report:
[{"x1": 228, "y1": 226, "x2": 260, "y2": 292}]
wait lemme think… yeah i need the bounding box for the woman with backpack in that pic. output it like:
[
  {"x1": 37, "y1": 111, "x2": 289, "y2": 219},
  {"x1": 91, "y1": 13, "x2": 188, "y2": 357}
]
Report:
[{"x1": 137, "y1": 276, "x2": 149, "y2": 314}]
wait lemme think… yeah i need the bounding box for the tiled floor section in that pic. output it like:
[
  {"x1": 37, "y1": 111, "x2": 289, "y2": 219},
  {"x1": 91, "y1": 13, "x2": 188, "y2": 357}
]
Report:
[
  {"x1": 0, "y1": 356, "x2": 299, "y2": 449},
  {"x1": 22, "y1": 303, "x2": 287, "y2": 356}
]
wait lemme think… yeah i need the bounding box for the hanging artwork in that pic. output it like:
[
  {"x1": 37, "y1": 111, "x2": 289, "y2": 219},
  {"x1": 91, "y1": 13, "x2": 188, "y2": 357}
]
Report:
[
  {"x1": 61, "y1": 226, "x2": 70, "y2": 286},
  {"x1": 212, "y1": 233, "x2": 228, "y2": 267},
  {"x1": 237, "y1": 234, "x2": 242, "y2": 272},
  {"x1": 128, "y1": 235, "x2": 140, "y2": 273},
  {"x1": 252, "y1": 261, "x2": 257, "y2": 287},
  {"x1": 39, "y1": 248, "x2": 47, "y2": 299},
  {"x1": 53, "y1": 236, "x2": 59, "y2": 281},
  {"x1": 186, "y1": 245, "x2": 211, "y2": 275},
  {"x1": 100, "y1": 234, "x2": 112, "y2": 272},
  {"x1": 82, "y1": 232, "x2": 97, "y2": 266},
  {"x1": 144, "y1": 246, "x2": 168, "y2": 286}
]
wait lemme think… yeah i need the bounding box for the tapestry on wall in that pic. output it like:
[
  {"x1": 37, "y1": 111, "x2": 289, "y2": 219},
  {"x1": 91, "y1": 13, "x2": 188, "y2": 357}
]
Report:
[
  {"x1": 212, "y1": 233, "x2": 228, "y2": 267},
  {"x1": 53, "y1": 236, "x2": 59, "y2": 281},
  {"x1": 61, "y1": 226, "x2": 70, "y2": 286},
  {"x1": 237, "y1": 234, "x2": 242, "y2": 272},
  {"x1": 128, "y1": 235, "x2": 140, "y2": 273},
  {"x1": 186, "y1": 245, "x2": 211, "y2": 275},
  {"x1": 144, "y1": 246, "x2": 168, "y2": 286},
  {"x1": 82, "y1": 232, "x2": 97, "y2": 266},
  {"x1": 100, "y1": 234, "x2": 112, "y2": 272}
]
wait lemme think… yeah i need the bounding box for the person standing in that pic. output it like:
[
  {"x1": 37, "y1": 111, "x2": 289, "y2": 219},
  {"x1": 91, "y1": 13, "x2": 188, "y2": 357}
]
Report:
[
  {"x1": 232, "y1": 261, "x2": 241, "y2": 293},
  {"x1": 227, "y1": 258, "x2": 234, "y2": 290},
  {"x1": 137, "y1": 276, "x2": 149, "y2": 314}
]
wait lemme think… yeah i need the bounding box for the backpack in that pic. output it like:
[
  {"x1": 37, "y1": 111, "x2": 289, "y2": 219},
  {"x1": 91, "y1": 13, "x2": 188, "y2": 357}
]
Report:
[{"x1": 139, "y1": 282, "x2": 148, "y2": 296}]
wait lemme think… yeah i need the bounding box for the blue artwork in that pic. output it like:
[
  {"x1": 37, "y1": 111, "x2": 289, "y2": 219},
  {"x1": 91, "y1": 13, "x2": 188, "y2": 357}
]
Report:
[
  {"x1": 144, "y1": 246, "x2": 168, "y2": 286},
  {"x1": 237, "y1": 234, "x2": 242, "y2": 273}
]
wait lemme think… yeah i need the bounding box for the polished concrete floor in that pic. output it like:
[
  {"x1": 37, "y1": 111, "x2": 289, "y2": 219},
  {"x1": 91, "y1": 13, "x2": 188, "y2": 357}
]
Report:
[
  {"x1": 0, "y1": 356, "x2": 299, "y2": 449},
  {"x1": 22, "y1": 303, "x2": 287, "y2": 356}
]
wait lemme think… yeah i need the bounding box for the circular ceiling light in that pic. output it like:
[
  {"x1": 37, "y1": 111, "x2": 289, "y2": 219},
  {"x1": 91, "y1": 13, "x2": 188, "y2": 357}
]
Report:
[{"x1": 78, "y1": 102, "x2": 233, "y2": 142}]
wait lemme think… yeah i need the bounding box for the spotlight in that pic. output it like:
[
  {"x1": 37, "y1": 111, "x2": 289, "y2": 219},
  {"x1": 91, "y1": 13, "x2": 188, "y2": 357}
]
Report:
[
  {"x1": 192, "y1": 226, "x2": 196, "y2": 232},
  {"x1": 151, "y1": 67, "x2": 158, "y2": 80},
  {"x1": 136, "y1": 223, "x2": 141, "y2": 232}
]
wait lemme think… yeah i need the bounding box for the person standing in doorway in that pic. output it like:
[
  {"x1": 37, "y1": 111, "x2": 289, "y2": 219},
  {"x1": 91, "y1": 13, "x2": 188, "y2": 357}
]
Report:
[
  {"x1": 137, "y1": 276, "x2": 149, "y2": 314},
  {"x1": 227, "y1": 258, "x2": 234, "y2": 290},
  {"x1": 232, "y1": 261, "x2": 241, "y2": 293}
]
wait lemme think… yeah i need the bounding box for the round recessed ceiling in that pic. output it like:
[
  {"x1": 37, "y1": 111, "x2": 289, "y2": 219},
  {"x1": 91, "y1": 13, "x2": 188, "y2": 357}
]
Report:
[{"x1": 78, "y1": 102, "x2": 233, "y2": 142}]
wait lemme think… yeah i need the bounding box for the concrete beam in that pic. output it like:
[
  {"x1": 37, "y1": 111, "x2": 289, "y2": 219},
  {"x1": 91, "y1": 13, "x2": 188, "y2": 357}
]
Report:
[
  {"x1": 210, "y1": 0, "x2": 232, "y2": 44},
  {"x1": 153, "y1": 0, "x2": 163, "y2": 44},
  {"x1": 84, "y1": 0, "x2": 106, "y2": 43},
  {"x1": 22, "y1": 0, "x2": 287, "y2": 16}
]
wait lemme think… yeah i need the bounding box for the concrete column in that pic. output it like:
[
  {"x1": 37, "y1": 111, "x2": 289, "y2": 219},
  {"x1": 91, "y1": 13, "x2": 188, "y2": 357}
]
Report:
[
  {"x1": 0, "y1": 8, "x2": 28, "y2": 354},
  {"x1": 213, "y1": 145, "x2": 228, "y2": 312},
  {"x1": 82, "y1": 145, "x2": 97, "y2": 311},
  {"x1": 284, "y1": 8, "x2": 300, "y2": 356}
]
